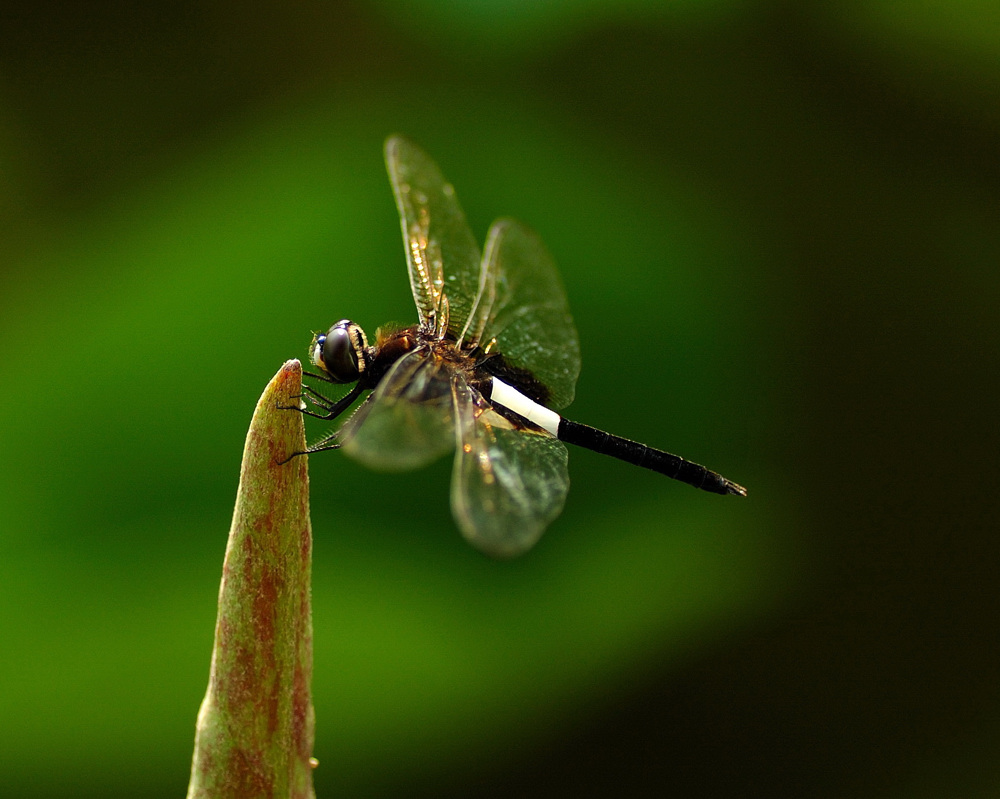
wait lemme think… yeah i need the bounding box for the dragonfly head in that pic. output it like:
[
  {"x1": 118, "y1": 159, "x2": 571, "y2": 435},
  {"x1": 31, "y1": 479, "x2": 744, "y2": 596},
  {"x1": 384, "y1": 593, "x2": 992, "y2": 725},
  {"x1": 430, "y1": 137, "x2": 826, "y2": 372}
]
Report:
[{"x1": 311, "y1": 319, "x2": 369, "y2": 383}]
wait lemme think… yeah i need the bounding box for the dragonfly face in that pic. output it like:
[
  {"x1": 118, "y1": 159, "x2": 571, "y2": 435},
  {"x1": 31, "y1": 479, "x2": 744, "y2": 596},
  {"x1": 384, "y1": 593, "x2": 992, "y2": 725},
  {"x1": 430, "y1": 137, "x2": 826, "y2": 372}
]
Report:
[
  {"x1": 293, "y1": 135, "x2": 745, "y2": 558},
  {"x1": 311, "y1": 320, "x2": 369, "y2": 384}
]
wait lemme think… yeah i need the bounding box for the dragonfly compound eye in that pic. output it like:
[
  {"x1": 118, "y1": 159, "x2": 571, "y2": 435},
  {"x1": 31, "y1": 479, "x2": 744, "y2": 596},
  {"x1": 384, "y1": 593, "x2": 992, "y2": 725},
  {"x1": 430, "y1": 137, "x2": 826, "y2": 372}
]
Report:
[{"x1": 316, "y1": 320, "x2": 367, "y2": 383}]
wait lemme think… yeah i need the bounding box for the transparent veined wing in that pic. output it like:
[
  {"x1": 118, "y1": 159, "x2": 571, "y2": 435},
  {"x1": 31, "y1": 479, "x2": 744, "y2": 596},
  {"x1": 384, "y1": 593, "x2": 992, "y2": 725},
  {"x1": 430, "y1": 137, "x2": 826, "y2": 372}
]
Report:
[
  {"x1": 473, "y1": 218, "x2": 581, "y2": 410},
  {"x1": 340, "y1": 348, "x2": 455, "y2": 471},
  {"x1": 450, "y1": 374, "x2": 570, "y2": 558},
  {"x1": 384, "y1": 135, "x2": 484, "y2": 339}
]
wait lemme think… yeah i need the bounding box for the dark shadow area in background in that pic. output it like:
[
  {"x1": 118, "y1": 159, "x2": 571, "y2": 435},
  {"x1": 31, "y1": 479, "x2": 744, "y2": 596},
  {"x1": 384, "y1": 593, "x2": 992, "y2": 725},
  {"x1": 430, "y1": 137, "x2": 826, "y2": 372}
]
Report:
[{"x1": 0, "y1": 1, "x2": 400, "y2": 218}]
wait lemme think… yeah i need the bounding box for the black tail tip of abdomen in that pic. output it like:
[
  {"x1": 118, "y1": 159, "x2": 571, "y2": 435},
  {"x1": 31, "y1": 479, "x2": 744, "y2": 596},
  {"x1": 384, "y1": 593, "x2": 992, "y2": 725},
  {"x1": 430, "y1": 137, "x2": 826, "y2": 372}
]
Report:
[{"x1": 721, "y1": 478, "x2": 747, "y2": 497}]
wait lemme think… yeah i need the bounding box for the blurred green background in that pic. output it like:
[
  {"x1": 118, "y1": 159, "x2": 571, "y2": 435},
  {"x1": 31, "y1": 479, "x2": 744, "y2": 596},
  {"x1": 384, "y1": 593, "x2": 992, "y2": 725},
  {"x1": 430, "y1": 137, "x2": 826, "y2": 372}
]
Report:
[{"x1": 1, "y1": 1, "x2": 997, "y2": 796}]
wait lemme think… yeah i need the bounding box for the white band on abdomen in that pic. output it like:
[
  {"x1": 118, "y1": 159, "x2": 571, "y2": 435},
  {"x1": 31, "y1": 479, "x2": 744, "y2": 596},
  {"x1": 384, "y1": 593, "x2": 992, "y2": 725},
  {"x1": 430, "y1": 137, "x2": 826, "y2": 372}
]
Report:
[{"x1": 489, "y1": 377, "x2": 562, "y2": 437}]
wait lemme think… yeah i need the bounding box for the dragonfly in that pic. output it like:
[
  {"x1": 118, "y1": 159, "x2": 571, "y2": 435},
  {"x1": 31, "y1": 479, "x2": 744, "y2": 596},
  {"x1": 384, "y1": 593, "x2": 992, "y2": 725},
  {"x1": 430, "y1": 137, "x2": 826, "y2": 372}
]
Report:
[{"x1": 291, "y1": 135, "x2": 746, "y2": 558}]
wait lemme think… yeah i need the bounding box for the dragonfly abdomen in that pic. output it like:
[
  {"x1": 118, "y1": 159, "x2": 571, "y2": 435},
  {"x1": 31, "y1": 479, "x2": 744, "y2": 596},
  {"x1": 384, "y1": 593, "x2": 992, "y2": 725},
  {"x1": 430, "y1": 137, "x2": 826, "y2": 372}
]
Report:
[
  {"x1": 556, "y1": 418, "x2": 746, "y2": 497},
  {"x1": 488, "y1": 377, "x2": 561, "y2": 436}
]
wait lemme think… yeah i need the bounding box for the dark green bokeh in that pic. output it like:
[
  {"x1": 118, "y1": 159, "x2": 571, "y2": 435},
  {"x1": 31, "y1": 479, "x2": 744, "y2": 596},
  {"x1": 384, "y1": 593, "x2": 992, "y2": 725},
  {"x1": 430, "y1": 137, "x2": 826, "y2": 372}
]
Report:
[{"x1": 1, "y1": 2, "x2": 997, "y2": 797}]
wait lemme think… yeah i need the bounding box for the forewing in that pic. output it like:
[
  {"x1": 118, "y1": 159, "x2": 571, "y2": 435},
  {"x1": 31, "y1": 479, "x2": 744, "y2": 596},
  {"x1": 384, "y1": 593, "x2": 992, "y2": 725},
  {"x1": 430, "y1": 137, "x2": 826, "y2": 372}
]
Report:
[
  {"x1": 450, "y1": 376, "x2": 570, "y2": 558},
  {"x1": 384, "y1": 136, "x2": 484, "y2": 337},
  {"x1": 340, "y1": 349, "x2": 455, "y2": 471},
  {"x1": 476, "y1": 218, "x2": 581, "y2": 410}
]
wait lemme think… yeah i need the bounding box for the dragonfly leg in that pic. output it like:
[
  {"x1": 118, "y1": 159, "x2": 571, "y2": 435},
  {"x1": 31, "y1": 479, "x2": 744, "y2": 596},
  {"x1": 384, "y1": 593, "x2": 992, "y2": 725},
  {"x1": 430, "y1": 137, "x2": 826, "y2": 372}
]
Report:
[
  {"x1": 276, "y1": 426, "x2": 344, "y2": 464},
  {"x1": 276, "y1": 381, "x2": 366, "y2": 464},
  {"x1": 278, "y1": 382, "x2": 365, "y2": 421}
]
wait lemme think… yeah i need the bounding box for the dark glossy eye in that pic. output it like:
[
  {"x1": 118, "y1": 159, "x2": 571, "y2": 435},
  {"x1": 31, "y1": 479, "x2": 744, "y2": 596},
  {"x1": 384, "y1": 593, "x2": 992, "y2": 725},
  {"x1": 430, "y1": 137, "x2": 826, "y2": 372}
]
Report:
[{"x1": 312, "y1": 320, "x2": 366, "y2": 383}]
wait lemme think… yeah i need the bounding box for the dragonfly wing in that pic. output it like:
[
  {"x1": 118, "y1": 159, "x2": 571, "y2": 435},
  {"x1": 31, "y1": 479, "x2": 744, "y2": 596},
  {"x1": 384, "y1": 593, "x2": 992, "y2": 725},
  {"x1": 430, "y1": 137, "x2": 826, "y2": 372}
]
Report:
[
  {"x1": 476, "y1": 218, "x2": 581, "y2": 410},
  {"x1": 340, "y1": 349, "x2": 455, "y2": 471},
  {"x1": 384, "y1": 135, "x2": 484, "y2": 338},
  {"x1": 450, "y1": 375, "x2": 570, "y2": 558}
]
